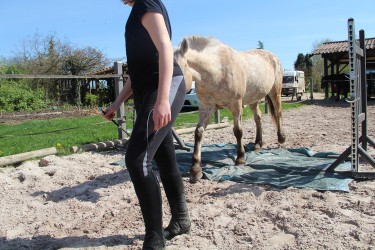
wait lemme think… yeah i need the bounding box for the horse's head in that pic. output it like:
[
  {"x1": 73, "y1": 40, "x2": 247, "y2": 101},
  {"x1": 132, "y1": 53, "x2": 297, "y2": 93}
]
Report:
[{"x1": 174, "y1": 38, "x2": 202, "y2": 93}]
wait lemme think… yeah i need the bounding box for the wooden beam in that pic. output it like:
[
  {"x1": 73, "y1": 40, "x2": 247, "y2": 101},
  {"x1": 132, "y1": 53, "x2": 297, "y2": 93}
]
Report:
[
  {"x1": 70, "y1": 139, "x2": 128, "y2": 153},
  {"x1": 0, "y1": 147, "x2": 57, "y2": 167},
  {"x1": 175, "y1": 122, "x2": 230, "y2": 135}
]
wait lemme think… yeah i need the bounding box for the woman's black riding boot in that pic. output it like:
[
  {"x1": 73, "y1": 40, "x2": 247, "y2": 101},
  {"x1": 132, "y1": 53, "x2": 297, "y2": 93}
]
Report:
[
  {"x1": 128, "y1": 169, "x2": 165, "y2": 250},
  {"x1": 160, "y1": 174, "x2": 191, "y2": 240}
]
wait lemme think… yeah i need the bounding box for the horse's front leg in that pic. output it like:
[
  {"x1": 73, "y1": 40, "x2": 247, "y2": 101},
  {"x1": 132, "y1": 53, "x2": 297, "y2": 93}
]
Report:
[
  {"x1": 232, "y1": 101, "x2": 245, "y2": 165},
  {"x1": 249, "y1": 103, "x2": 263, "y2": 149},
  {"x1": 191, "y1": 106, "x2": 215, "y2": 183}
]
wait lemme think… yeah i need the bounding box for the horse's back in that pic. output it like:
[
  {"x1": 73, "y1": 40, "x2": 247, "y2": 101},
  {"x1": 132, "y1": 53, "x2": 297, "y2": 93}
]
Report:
[
  {"x1": 241, "y1": 49, "x2": 283, "y2": 103},
  {"x1": 175, "y1": 35, "x2": 282, "y2": 107}
]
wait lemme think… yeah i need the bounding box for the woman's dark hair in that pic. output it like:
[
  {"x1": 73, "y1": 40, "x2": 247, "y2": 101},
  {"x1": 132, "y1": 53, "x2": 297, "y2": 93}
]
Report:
[{"x1": 121, "y1": 0, "x2": 135, "y2": 4}]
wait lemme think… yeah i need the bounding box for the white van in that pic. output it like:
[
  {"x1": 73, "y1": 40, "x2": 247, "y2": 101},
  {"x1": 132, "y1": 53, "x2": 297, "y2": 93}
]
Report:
[{"x1": 282, "y1": 71, "x2": 305, "y2": 100}]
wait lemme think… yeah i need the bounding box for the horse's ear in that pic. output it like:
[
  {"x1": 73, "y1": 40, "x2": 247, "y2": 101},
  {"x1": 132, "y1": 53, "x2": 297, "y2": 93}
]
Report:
[{"x1": 181, "y1": 38, "x2": 188, "y2": 55}]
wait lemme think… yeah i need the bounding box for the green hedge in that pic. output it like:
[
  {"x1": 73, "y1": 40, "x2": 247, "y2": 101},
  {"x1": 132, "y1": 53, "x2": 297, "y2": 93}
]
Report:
[{"x1": 0, "y1": 80, "x2": 50, "y2": 112}]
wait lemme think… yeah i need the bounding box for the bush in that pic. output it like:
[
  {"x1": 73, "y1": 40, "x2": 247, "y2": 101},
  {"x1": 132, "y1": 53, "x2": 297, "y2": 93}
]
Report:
[
  {"x1": 0, "y1": 80, "x2": 50, "y2": 112},
  {"x1": 84, "y1": 93, "x2": 99, "y2": 107}
]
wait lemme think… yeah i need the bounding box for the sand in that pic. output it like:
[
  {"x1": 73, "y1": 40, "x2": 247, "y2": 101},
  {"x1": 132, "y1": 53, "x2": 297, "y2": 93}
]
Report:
[{"x1": 0, "y1": 95, "x2": 374, "y2": 249}]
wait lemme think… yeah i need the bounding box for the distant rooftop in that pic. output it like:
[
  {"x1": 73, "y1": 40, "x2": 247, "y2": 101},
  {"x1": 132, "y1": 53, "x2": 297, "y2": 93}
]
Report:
[
  {"x1": 90, "y1": 63, "x2": 128, "y2": 75},
  {"x1": 311, "y1": 37, "x2": 375, "y2": 55}
]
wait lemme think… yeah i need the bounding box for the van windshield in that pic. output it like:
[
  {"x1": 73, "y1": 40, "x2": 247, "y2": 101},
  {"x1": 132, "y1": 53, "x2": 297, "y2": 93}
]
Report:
[{"x1": 283, "y1": 76, "x2": 294, "y2": 83}]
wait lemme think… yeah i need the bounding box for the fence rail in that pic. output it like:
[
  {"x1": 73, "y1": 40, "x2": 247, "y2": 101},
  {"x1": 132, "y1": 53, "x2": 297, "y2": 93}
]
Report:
[
  {"x1": 0, "y1": 61, "x2": 127, "y2": 139},
  {"x1": 0, "y1": 74, "x2": 121, "y2": 79}
]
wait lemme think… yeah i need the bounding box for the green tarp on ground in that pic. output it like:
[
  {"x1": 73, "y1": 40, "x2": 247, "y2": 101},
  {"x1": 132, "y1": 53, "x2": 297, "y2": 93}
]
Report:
[{"x1": 113, "y1": 143, "x2": 353, "y2": 192}]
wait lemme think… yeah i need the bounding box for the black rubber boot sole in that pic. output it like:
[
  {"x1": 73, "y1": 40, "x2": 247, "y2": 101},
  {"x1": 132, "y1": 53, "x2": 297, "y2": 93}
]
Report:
[{"x1": 164, "y1": 221, "x2": 191, "y2": 240}]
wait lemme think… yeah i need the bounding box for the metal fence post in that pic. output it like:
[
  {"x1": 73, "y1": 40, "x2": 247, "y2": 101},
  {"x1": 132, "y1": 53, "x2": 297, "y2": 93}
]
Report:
[{"x1": 114, "y1": 61, "x2": 126, "y2": 139}]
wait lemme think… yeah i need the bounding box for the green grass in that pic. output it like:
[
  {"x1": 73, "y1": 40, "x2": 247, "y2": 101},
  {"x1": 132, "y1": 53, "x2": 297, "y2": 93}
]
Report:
[
  {"x1": 0, "y1": 116, "x2": 116, "y2": 156},
  {"x1": 0, "y1": 102, "x2": 304, "y2": 157}
]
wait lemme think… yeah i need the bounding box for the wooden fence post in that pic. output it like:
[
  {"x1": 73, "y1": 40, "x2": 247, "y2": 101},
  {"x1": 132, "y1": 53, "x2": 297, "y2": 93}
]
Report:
[
  {"x1": 114, "y1": 61, "x2": 126, "y2": 139},
  {"x1": 214, "y1": 110, "x2": 220, "y2": 124},
  {"x1": 310, "y1": 77, "x2": 314, "y2": 103}
]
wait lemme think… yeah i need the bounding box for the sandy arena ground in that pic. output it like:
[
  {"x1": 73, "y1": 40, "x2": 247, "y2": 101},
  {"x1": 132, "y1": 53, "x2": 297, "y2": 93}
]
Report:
[{"x1": 0, "y1": 94, "x2": 374, "y2": 249}]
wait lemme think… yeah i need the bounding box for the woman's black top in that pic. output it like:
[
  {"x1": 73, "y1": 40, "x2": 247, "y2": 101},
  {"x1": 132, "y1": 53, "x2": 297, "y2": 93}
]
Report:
[{"x1": 125, "y1": 0, "x2": 182, "y2": 92}]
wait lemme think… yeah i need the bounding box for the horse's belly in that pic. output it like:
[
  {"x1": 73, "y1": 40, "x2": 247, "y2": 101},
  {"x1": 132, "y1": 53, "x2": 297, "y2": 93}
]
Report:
[
  {"x1": 243, "y1": 80, "x2": 274, "y2": 104},
  {"x1": 198, "y1": 91, "x2": 238, "y2": 108}
]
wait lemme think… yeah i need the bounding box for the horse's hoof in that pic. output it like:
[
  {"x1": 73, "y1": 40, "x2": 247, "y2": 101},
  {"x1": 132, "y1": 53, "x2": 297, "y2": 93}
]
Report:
[
  {"x1": 190, "y1": 163, "x2": 203, "y2": 183},
  {"x1": 254, "y1": 143, "x2": 262, "y2": 150},
  {"x1": 190, "y1": 172, "x2": 203, "y2": 183},
  {"x1": 235, "y1": 158, "x2": 246, "y2": 165},
  {"x1": 278, "y1": 133, "x2": 286, "y2": 144}
]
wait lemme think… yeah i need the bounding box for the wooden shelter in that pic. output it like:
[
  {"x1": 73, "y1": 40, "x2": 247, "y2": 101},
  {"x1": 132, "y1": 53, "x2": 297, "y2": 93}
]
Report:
[
  {"x1": 88, "y1": 63, "x2": 128, "y2": 101},
  {"x1": 311, "y1": 37, "x2": 375, "y2": 98}
]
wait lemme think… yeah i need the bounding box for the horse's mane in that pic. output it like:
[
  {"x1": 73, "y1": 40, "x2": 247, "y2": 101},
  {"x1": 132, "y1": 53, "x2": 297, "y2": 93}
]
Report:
[{"x1": 183, "y1": 36, "x2": 223, "y2": 52}]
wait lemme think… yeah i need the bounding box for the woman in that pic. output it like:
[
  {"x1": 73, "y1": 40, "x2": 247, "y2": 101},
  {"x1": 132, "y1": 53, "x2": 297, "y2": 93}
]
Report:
[{"x1": 103, "y1": 0, "x2": 191, "y2": 249}]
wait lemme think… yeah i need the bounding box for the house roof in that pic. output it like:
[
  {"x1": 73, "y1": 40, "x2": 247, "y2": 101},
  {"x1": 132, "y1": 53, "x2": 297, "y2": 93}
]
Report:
[
  {"x1": 311, "y1": 37, "x2": 375, "y2": 55},
  {"x1": 90, "y1": 64, "x2": 128, "y2": 75},
  {"x1": 91, "y1": 66, "x2": 115, "y2": 75}
]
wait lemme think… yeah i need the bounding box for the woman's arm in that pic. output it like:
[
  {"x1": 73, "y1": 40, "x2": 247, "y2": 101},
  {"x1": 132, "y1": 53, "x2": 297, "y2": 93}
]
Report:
[{"x1": 142, "y1": 12, "x2": 174, "y2": 131}]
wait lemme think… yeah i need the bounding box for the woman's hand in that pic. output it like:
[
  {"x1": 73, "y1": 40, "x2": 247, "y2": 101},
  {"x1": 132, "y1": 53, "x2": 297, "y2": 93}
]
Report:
[
  {"x1": 102, "y1": 104, "x2": 118, "y2": 121},
  {"x1": 153, "y1": 99, "x2": 171, "y2": 131},
  {"x1": 102, "y1": 77, "x2": 133, "y2": 121}
]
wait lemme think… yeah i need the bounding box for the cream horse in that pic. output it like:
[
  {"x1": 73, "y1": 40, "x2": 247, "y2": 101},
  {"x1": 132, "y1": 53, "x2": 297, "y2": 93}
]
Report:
[{"x1": 174, "y1": 36, "x2": 286, "y2": 183}]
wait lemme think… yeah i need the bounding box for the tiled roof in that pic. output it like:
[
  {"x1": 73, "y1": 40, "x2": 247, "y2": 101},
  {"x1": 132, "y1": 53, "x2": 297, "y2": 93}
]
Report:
[
  {"x1": 90, "y1": 64, "x2": 128, "y2": 75},
  {"x1": 91, "y1": 66, "x2": 115, "y2": 75},
  {"x1": 311, "y1": 37, "x2": 375, "y2": 55}
]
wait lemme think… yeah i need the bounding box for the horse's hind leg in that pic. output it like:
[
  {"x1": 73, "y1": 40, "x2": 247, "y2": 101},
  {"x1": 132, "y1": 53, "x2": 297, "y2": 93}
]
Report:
[
  {"x1": 231, "y1": 100, "x2": 245, "y2": 165},
  {"x1": 336, "y1": 85, "x2": 341, "y2": 101},
  {"x1": 249, "y1": 103, "x2": 263, "y2": 149},
  {"x1": 267, "y1": 93, "x2": 286, "y2": 144},
  {"x1": 191, "y1": 106, "x2": 215, "y2": 183}
]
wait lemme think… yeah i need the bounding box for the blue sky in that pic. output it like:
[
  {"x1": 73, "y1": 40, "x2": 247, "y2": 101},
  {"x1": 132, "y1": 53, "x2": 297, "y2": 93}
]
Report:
[{"x1": 1, "y1": 0, "x2": 374, "y2": 70}]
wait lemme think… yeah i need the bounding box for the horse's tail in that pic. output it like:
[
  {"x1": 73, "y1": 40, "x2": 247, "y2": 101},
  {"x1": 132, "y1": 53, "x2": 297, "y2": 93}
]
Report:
[
  {"x1": 266, "y1": 55, "x2": 282, "y2": 124},
  {"x1": 265, "y1": 94, "x2": 276, "y2": 122},
  {"x1": 265, "y1": 93, "x2": 286, "y2": 144}
]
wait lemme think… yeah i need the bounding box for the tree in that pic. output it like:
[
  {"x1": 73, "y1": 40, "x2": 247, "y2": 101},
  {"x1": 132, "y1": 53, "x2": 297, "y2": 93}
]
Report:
[
  {"x1": 294, "y1": 53, "x2": 305, "y2": 69},
  {"x1": 294, "y1": 53, "x2": 313, "y2": 78},
  {"x1": 62, "y1": 47, "x2": 109, "y2": 105},
  {"x1": 309, "y1": 39, "x2": 331, "y2": 91},
  {"x1": 13, "y1": 33, "x2": 66, "y2": 75},
  {"x1": 62, "y1": 47, "x2": 108, "y2": 75},
  {"x1": 11, "y1": 33, "x2": 71, "y2": 101},
  {"x1": 257, "y1": 41, "x2": 264, "y2": 49},
  {"x1": 11, "y1": 32, "x2": 110, "y2": 105}
]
